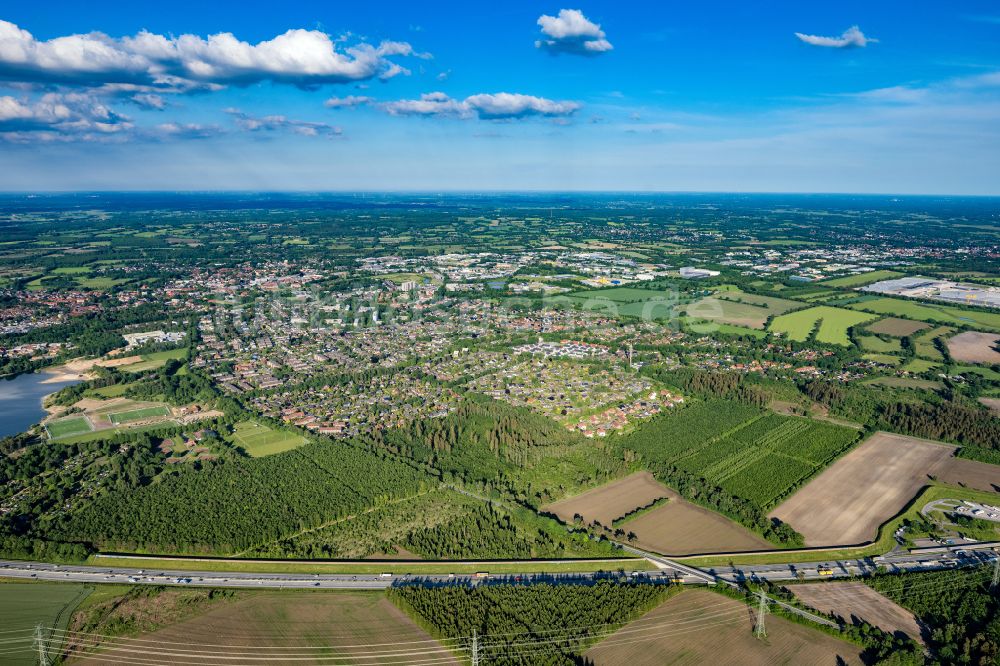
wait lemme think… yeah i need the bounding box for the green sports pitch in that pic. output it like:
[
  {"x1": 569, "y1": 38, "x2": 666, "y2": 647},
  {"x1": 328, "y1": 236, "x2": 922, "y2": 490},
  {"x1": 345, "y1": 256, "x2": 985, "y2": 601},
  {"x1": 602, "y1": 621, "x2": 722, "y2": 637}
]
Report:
[
  {"x1": 46, "y1": 415, "x2": 93, "y2": 439},
  {"x1": 108, "y1": 405, "x2": 171, "y2": 424},
  {"x1": 231, "y1": 421, "x2": 308, "y2": 457}
]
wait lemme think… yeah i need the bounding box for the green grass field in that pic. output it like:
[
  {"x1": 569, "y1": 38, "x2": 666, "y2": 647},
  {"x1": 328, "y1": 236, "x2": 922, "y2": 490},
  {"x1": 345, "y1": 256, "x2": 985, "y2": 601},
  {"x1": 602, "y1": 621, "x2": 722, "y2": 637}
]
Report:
[
  {"x1": 108, "y1": 405, "x2": 171, "y2": 424},
  {"x1": 0, "y1": 583, "x2": 92, "y2": 666},
  {"x1": 819, "y1": 270, "x2": 904, "y2": 288},
  {"x1": 848, "y1": 297, "x2": 1000, "y2": 332},
  {"x1": 858, "y1": 335, "x2": 902, "y2": 353},
  {"x1": 566, "y1": 287, "x2": 673, "y2": 303},
  {"x1": 862, "y1": 353, "x2": 902, "y2": 366},
  {"x1": 768, "y1": 306, "x2": 878, "y2": 345},
  {"x1": 119, "y1": 348, "x2": 188, "y2": 373},
  {"x1": 231, "y1": 421, "x2": 308, "y2": 457},
  {"x1": 46, "y1": 416, "x2": 92, "y2": 439}
]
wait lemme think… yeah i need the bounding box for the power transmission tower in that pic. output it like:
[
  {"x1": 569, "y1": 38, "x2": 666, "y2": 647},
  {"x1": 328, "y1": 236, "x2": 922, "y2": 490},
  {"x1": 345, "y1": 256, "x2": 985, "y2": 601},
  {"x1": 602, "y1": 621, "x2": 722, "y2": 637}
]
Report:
[
  {"x1": 34, "y1": 625, "x2": 49, "y2": 666},
  {"x1": 471, "y1": 630, "x2": 479, "y2": 666},
  {"x1": 754, "y1": 588, "x2": 768, "y2": 639},
  {"x1": 991, "y1": 556, "x2": 1000, "y2": 591}
]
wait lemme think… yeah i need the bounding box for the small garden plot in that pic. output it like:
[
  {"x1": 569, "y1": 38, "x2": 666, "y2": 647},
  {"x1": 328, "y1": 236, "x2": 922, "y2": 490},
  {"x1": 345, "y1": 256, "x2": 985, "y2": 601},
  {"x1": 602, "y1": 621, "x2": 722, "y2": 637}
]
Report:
[
  {"x1": 108, "y1": 405, "x2": 170, "y2": 424},
  {"x1": 46, "y1": 415, "x2": 93, "y2": 439}
]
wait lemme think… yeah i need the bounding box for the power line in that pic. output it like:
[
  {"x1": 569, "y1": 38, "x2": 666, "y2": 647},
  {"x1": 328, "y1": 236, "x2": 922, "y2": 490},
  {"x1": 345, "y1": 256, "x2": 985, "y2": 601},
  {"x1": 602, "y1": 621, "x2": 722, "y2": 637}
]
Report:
[{"x1": 754, "y1": 588, "x2": 768, "y2": 639}]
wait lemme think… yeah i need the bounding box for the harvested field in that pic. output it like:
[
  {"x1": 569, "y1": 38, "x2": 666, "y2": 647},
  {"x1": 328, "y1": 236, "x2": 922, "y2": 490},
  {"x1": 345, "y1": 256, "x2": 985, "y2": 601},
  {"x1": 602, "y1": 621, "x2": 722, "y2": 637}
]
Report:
[
  {"x1": 934, "y1": 457, "x2": 1000, "y2": 494},
  {"x1": 624, "y1": 494, "x2": 770, "y2": 555},
  {"x1": 717, "y1": 292, "x2": 804, "y2": 313},
  {"x1": 866, "y1": 317, "x2": 931, "y2": 337},
  {"x1": 69, "y1": 591, "x2": 458, "y2": 666},
  {"x1": 544, "y1": 472, "x2": 671, "y2": 526},
  {"x1": 770, "y1": 432, "x2": 956, "y2": 546},
  {"x1": 791, "y1": 582, "x2": 923, "y2": 643},
  {"x1": 586, "y1": 589, "x2": 863, "y2": 666},
  {"x1": 947, "y1": 331, "x2": 1000, "y2": 364}
]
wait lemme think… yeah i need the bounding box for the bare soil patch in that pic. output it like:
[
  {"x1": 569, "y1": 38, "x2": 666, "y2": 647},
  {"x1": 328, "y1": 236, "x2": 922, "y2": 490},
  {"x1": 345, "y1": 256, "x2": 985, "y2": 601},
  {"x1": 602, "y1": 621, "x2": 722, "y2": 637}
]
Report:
[
  {"x1": 625, "y1": 496, "x2": 770, "y2": 555},
  {"x1": 69, "y1": 591, "x2": 457, "y2": 666},
  {"x1": 935, "y1": 456, "x2": 1000, "y2": 494},
  {"x1": 770, "y1": 432, "x2": 956, "y2": 546},
  {"x1": 791, "y1": 582, "x2": 924, "y2": 644},
  {"x1": 979, "y1": 397, "x2": 1000, "y2": 417},
  {"x1": 946, "y1": 331, "x2": 1000, "y2": 364},
  {"x1": 544, "y1": 471, "x2": 671, "y2": 526},
  {"x1": 866, "y1": 317, "x2": 931, "y2": 337},
  {"x1": 586, "y1": 589, "x2": 863, "y2": 666}
]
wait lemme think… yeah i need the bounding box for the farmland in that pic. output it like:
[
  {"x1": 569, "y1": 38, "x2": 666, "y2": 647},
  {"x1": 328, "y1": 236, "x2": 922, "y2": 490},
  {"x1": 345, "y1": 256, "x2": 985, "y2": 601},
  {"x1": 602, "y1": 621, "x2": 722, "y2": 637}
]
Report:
[
  {"x1": 623, "y1": 494, "x2": 771, "y2": 555},
  {"x1": 820, "y1": 270, "x2": 904, "y2": 288},
  {"x1": 686, "y1": 297, "x2": 773, "y2": 329},
  {"x1": 768, "y1": 306, "x2": 878, "y2": 345},
  {"x1": 717, "y1": 291, "x2": 804, "y2": 312},
  {"x1": 70, "y1": 590, "x2": 459, "y2": 666},
  {"x1": 543, "y1": 471, "x2": 671, "y2": 527},
  {"x1": 790, "y1": 582, "x2": 923, "y2": 644},
  {"x1": 770, "y1": 432, "x2": 957, "y2": 546},
  {"x1": 668, "y1": 413, "x2": 860, "y2": 507},
  {"x1": 0, "y1": 583, "x2": 93, "y2": 666},
  {"x1": 946, "y1": 331, "x2": 1000, "y2": 364},
  {"x1": 586, "y1": 589, "x2": 864, "y2": 666},
  {"x1": 229, "y1": 420, "x2": 308, "y2": 457},
  {"x1": 865, "y1": 317, "x2": 931, "y2": 337},
  {"x1": 847, "y1": 297, "x2": 1000, "y2": 332}
]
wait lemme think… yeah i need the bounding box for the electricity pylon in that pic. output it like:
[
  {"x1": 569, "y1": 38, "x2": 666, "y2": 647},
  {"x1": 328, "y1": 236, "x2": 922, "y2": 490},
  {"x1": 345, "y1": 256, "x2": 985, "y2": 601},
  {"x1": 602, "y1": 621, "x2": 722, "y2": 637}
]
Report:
[
  {"x1": 754, "y1": 588, "x2": 768, "y2": 639},
  {"x1": 34, "y1": 625, "x2": 49, "y2": 666},
  {"x1": 471, "y1": 630, "x2": 479, "y2": 666}
]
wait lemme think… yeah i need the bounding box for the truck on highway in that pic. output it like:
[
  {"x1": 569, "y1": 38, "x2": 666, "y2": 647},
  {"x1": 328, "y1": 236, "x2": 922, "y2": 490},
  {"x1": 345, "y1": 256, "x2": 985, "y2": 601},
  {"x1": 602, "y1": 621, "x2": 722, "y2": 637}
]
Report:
[
  {"x1": 474, "y1": 572, "x2": 489, "y2": 579},
  {"x1": 817, "y1": 566, "x2": 834, "y2": 576}
]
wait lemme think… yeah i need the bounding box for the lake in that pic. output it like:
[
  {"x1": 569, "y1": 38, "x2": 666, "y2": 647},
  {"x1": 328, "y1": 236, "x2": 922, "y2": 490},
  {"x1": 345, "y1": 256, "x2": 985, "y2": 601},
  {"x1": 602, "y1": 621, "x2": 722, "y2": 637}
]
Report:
[{"x1": 0, "y1": 372, "x2": 82, "y2": 439}]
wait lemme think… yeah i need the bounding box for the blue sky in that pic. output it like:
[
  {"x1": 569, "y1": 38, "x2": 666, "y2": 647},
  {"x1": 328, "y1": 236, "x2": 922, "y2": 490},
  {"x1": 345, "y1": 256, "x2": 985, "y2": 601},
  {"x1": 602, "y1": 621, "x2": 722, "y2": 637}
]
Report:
[{"x1": 1, "y1": 1, "x2": 999, "y2": 193}]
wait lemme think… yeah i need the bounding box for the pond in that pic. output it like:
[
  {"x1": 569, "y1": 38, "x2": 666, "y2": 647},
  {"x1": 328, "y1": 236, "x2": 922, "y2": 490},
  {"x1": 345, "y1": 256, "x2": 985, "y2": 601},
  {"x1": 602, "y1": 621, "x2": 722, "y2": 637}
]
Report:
[{"x1": 0, "y1": 371, "x2": 82, "y2": 439}]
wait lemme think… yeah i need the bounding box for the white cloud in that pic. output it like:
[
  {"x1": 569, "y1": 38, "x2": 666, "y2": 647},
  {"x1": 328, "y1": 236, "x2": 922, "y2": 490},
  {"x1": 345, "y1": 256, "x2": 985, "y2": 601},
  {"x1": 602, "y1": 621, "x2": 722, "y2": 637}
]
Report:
[
  {"x1": 382, "y1": 92, "x2": 580, "y2": 120},
  {"x1": 152, "y1": 122, "x2": 222, "y2": 139},
  {"x1": 225, "y1": 108, "x2": 342, "y2": 137},
  {"x1": 0, "y1": 20, "x2": 421, "y2": 90},
  {"x1": 795, "y1": 26, "x2": 876, "y2": 48},
  {"x1": 324, "y1": 94, "x2": 374, "y2": 108},
  {"x1": 536, "y1": 9, "x2": 613, "y2": 55},
  {"x1": 0, "y1": 92, "x2": 132, "y2": 141}
]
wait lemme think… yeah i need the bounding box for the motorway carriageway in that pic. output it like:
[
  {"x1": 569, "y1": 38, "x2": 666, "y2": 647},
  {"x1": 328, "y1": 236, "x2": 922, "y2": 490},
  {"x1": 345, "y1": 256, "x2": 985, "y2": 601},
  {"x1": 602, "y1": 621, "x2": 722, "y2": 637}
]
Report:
[{"x1": 1, "y1": 543, "x2": 996, "y2": 591}]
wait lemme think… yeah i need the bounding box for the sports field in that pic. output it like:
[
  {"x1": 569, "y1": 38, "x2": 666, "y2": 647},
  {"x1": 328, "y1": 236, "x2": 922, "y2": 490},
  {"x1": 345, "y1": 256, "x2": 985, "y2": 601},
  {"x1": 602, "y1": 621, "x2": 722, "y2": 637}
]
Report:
[
  {"x1": 0, "y1": 583, "x2": 93, "y2": 666},
  {"x1": 231, "y1": 421, "x2": 308, "y2": 457},
  {"x1": 46, "y1": 415, "x2": 93, "y2": 439},
  {"x1": 108, "y1": 405, "x2": 170, "y2": 424},
  {"x1": 586, "y1": 589, "x2": 864, "y2": 666},
  {"x1": 768, "y1": 306, "x2": 878, "y2": 345},
  {"x1": 848, "y1": 297, "x2": 1000, "y2": 332}
]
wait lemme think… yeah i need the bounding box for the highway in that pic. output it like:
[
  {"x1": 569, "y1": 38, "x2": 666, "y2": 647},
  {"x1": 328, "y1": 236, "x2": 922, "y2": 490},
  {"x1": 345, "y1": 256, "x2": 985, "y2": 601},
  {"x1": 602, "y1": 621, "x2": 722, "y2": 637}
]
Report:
[{"x1": 1, "y1": 542, "x2": 994, "y2": 592}]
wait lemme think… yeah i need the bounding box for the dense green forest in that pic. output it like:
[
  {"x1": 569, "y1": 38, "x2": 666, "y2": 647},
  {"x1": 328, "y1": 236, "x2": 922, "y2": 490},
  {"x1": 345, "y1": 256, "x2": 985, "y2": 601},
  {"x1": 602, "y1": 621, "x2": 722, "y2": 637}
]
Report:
[{"x1": 389, "y1": 580, "x2": 675, "y2": 665}]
